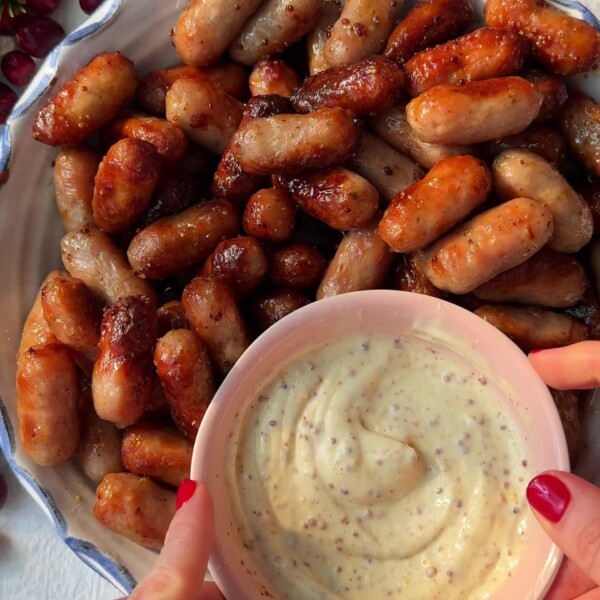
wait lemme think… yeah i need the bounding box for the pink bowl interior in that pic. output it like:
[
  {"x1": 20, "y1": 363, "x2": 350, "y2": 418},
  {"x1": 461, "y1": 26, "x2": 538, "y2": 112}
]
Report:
[{"x1": 191, "y1": 289, "x2": 569, "y2": 600}]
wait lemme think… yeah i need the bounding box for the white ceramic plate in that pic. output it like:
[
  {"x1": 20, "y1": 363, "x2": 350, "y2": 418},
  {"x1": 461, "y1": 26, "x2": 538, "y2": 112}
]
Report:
[{"x1": 0, "y1": 0, "x2": 599, "y2": 595}]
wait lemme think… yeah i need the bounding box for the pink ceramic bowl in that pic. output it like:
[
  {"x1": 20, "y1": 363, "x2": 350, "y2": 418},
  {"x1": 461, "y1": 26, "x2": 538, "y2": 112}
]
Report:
[{"x1": 191, "y1": 290, "x2": 569, "y2": 600}]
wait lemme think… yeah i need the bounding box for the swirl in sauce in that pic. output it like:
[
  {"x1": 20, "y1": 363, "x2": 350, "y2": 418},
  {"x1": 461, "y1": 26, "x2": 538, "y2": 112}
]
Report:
[{"x1": 226, "y1": 333, "x2": 530, "y2": 599}]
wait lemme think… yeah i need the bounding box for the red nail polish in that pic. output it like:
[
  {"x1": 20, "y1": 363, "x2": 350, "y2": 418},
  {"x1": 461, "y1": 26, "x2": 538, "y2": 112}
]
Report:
[
  {"x1": 526, "y1": 474, "x2": 571, "y2": 523},
  {"x1": 529, "y1": 349, "x2": 543, "y2": 355},
  {"x1": 177, "y1": 479, "x2": 197, "y2": 510}
]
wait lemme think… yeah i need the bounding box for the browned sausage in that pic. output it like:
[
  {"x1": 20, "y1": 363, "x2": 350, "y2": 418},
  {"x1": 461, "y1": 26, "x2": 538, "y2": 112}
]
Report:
[
  {"x1": 370, "y1": 105, "x2": 470, "y2": 169},
  {"x1": 492, "y1": 149, "x2": 593, "y2": 253},
  {"x1": 484, "y1": 0, "x2": 600, "y2": 76},
  {"x1": 127, "y1": 200, "x2": 240, "y2": 280},
  {"x1": 33, "y1": 52, "x2": 137, "y2": 146},
  {"x1": 307, "y1": 0, "x2": 342, "y2": 75},
  {"x1": 242, "y1": 188, "x2": 295, "y2": 243},
  {"x1": 157, "y1": 300, "x2": 188, "y2": 336},
  {"x1": 182, "y1": 278, "x2": 250, "y2": 375},
  {"x1": 406, "y1": 77, "x2": 542, "y2": 145},
  {"x1": 393, "y1": 253, "x2": 446, "y2": 299},
  {"x1": 92, "y1": 296, "x2": 158, "y2": 428},
  {"x1": 274, "y1": 167, "x2": 379, "y2": 231},
  {"x1": 384, "y1": 0, "x2": 475, "y2": 66},
  {"x1": 202, "y1": 236, "x2": 268, "y2": 296},
  {"x1": 94, "y1": 473, "x2": 176, "y2": 550},
  {"x1": 579, "y1": 183, "x2": 600, "y2": 233},
  {"x1": 248, "y1": 288, "x2": 311, "y2": 334},
  {"x1": 405, "y1": 28, "x2": 529, "y2": 97},
  {"x1": 317, "y1": 222, "x2": 394, "y2": 299},
  {"x1": 522, "y1": 69, "x2": 567, "y2": 123},
  {"x1": 421, "y1": 198, "x2": 554, "y2": 294},
  {"x1": 92, "y1": 139, "x2": 161, "y2": 233},
  {"x1": 550, "y1": 388, "x2": 582, "y2": 466},
  {"x1": 474, "y1": 304, "x2": 588, "y2": 351},
  {"x1": 249, "y1": 60, "x2": 301, "y2": 98},
  {"x1": 556, "y1": 90, "x2": 600, "y2": 178},
  {"x1": 378, "y1": 155, "x2": 491, "y2": 253},
  {"x1": 154, "y1": 329, "x2": 215, "y2": 440},
  {"x1": 61, "y1": 227, "x2": 157, "y2": 306},
  {"x1": 230, "y1": 107, "x2": 360, "y2": 175},
  {"x1": 267, "y1": 242, "x2": 326, "y2": 291},
  {"x1": 16, "y1": 274, "x2": 81, "y2": 466},
  {"x1": 473, "y1": 249, "x2": 586, "y2": 308},
  {"x1": 121, "y1": 421, "x2": 193, "y2": 487},
  {"x1": 291, "y1": 56, "x2": 405, "y2": 116},
  {"x1": 564, "y1": 287, "x2": 600, "y2": 341},
  {"x1": 54, "y1": 145, "x2": 100, "y2": 231}
]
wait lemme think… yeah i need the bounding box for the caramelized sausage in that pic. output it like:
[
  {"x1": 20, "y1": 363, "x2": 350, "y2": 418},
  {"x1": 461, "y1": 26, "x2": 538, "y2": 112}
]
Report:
[
  {"x1": 249, "y1": 60, "x2": 301, "y2": 98},
  {"x1": 267, "y1": 242, "x2": 326, "y2": 291},
  {"x1": 421, "y1": 198, "x2": 554, "y2": 294},
  {"x1": 92, "y1": 296, "x2": 158, "y2": 427},
  {"x1": 378, "y1": 155, "x2": 491, "y2": 253},
  {"x1": 94, "y1": 473, "x2": 176, "y2": 550},
  {"x1": 127, "y1": 200, "x2": 240, "y2": 280},
  {"x1": 154, "y1": 329, "x2": 215, "y2": 440},
  {"x1": 393, "y1": 253, "x2": 446, "y2": 298},
  {"x1": 307, "y1": 0, "x2": 342, "y2": 75},
  {"x1": 579, "y1": 183, "x2": 600, "y2": 233},
  {"x1": 274, "y1": 167, "x2": 379, "y2": 231},
  {"x1": 248, "y1": 288, "x2": 311, "y2": 334},
  {"x1": 243, "y1": 188, "x2": 296, "y2": 243},
  {"x1": 522, "y1": 69, "x2": 567, "y2": 123},
  {"x1": 157, "y1": 300, "x2": 188, "y2": 336},
  {"x1": 550, "y1": 388, "x2": 582, "y2": 466},
  {"x1": 492, "y1": 149, "x2": 593, "y2": 253},
  {"x1": 406, "y1": 77, "x2": 542, "y2": 145},
  {"x1": 33, "y1": 52, "x2": 137, "y2": 146}
]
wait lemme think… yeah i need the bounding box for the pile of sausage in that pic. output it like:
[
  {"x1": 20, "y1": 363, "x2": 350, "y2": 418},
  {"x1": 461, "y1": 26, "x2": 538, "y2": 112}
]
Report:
[{"x1": 17, "y1": 0, "x2": 600, "y2": 550}]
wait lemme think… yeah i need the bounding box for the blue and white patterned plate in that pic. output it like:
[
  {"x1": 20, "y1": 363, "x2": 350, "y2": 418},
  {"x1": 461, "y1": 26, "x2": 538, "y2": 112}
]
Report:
[{"x1": 0, "y1": 0, "x2": 599, "y2": 595}]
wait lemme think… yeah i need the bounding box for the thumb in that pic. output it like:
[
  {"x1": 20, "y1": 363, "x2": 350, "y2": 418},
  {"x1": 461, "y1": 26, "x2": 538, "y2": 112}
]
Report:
[
  {"x1": 130, "y1": 480, "x2": 223, "y2": 600},
  {"x1": 527, "y1": 471, "x2": 600, "y2": 591}
]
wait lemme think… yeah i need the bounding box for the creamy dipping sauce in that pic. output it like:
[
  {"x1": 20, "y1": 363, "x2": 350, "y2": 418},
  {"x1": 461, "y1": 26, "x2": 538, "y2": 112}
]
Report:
[{"x1": 226, "y1": 332, "x2": 530, "y2": 600}]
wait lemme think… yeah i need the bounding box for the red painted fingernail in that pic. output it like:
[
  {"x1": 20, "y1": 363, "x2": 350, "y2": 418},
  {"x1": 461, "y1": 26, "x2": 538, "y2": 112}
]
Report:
[
  {"x1": 527, "y1": 474, "x2": 571, "y2": 523},
  {"x1": 177, "y1": 479, "x2": 197, "y2": 510},
  {"x1": 529, "y1": 349, "x2": 543, "y2": 355}
]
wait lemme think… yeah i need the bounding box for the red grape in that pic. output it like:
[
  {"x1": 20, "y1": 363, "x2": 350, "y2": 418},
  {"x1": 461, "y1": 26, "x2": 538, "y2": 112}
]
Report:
[
  {"x1": 0, "y1": 82, "x2": 17, "y2": 124},
  {"x1": 2, "y1": 50, "x2": 35, "y2": 86},
  {"x1": 26, "y1": 0, "x2": 62, "y2": 14},
  {"x1": 79, "y1": 0, "x2": 104, "y2": 15},
  {"x1": 16, "y1": 15, "x2": 64, "y2": 58},
  {"x1": 0, "y1": 4, "x2": 26, "y2": 35}
]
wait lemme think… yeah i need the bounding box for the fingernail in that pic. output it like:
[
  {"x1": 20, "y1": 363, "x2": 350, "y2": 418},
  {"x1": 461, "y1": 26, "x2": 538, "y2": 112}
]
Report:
[
  {"x1": 177, "y1": 479, "x2": 197, "y2": 510},
  {"x1": 526, "y1": 473, "x2": 571, "y2": 523},
  {"x1": 529, "y1": 349, "x2": 543, "y2": 356}
]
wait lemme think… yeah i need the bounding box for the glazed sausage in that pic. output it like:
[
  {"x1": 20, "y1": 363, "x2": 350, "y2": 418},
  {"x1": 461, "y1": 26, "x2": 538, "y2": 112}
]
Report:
[
  {"x1": 406, "y1": 77, "x2": 542, "y2": 145},
  {"x1": 243, "y1": 188, "x2": 295, "y2": 243},
  {"x1": 154, "y1": 329, "x2": 215, "y2": 440},
  {"x1": 474, "y1": 305, "x2": 588, "y2": 351},
  {"x1": 550, "y1": 389, "x2": 582, "y2": 466},
  {"x1": 556, "y1": 90, "x2": 600, "y2": 178},
  {"x1": 248, "y1": 288, "x2": 311, "y2": 334},
  {"x1": 384, "y1": 0, "x2": 474, "y2": 66},
  {"x1": 172, "y1": 0, "x2": 263, "y2": 68},
  {"x1": 564, "y1": 287, "x2": 600, "y2": 342},
  {"x1": 202, "y1": 236, "x2": 268, "y2": 296},
  {"x1": 249, "y1": 60, "x2": 301, "y2": 98},
  {"x1": 484, "y1": 0, "x2": 600, "y2": 76},
  {"x1": 579, "y1": 183, "x2": 600, "y2": 233},
  {"x1": 182, "y1": 278, "x2": 250, "y2": 375},
  {"x1": 291, "y1": 56, "x2": 404, "y2": 116},
  {"x1": 522, "y1": 69, "x2": 567, "y2": 123},
  {"x1": 165, "y1": 77, "x2": 243, "y2": 155},
  {"x1": 54, "y1": 145, "x2": 100, "y2": 231},
  {"x1": 393, "y1": 253, "x2": 446, "y2": 299},
  {"x1": 307, "y1": 0, "x2": 342, "y2": 75},
  {"x1": 121, "y1": 421, "x2": 193, "y2": 487},
  {"x1": 17, "y1": 274, "x2": 81, "y2": 466},
  {"x1": 157, "y1": 300, "x2": 188, "y2": 336},
  {"x1": 92, "y1": 296, "x2": 158, "y2": 428},
  {"x1": 61, "y1": 227, "x2": 156, "y2": 306},
  {"x1": 473, "y1": 249, "x2": 586, "y2": 308},
  {"x1": 33, "y1": 52, "x2": 137, "y2": 146},
  {"x1": 267, "y1": 242, "x2": 326, "y2": 291},
  {"x1": 41, "y1": 272, "x2": 102, "y2": 366},
  {"x1": 421, "y1": 198, "x2": 554, "y2": 294},
  {"x1": 94, "y1": 473, "x2": 176, "y2": 550},
  {"x1": 404, "y1": 28, "x2": 530, "y2": 96},
  {"x1": 102, "y1": 114, "x2": 188, "y2": 167},
  {"x1": 127, "y1": 200, "x2": 240, "y2": 280},
  {"x1": 92, "y1": 138, "x2": 161, "y2": 233},
  {"x1": 370, "y1": 105, "x2": 470, "y2": 169},
  {"x1": 348, "y1": 132, "x2": 424, "y2": 205},
  {"x1": 378, "y1": 155, "x2": 491, "y2": 253},
  {"x1": 230, "y1": 107, "x2": 360, "y2": 175},
  {"x1": 325, "y1": 0, "x2": 406, "y2": 68},
  {"x1": 230, "y1": 0, "x2": 322, "y2": 66},
  {"x1": 274, "y1": 167, "x2": 379, "y2": 231},
  {"x1": 317, "y1": 222, "x2": 394, "y2": 299},
  {"x1": 492, "y1": 149, "x2": 593, "y2": 253}
]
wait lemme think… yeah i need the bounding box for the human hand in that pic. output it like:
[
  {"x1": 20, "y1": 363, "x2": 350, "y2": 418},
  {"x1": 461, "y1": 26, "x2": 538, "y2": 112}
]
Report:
[
  {"x1": 528, "y1": 342, "x2": 600, "y2": 599},
  {"x1": 129, "y1": 480, "x2": 224, "y2": 600}
]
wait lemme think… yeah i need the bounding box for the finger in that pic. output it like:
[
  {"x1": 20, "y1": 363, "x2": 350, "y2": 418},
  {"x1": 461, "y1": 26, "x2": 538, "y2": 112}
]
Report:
[
  {"x1": 544, "y1": 558, "x2": 597, "y2": 600},
  {"x1": 130, "y1": 480, "x2": 219, "y2": 600},
  {"x1": 528, "y1": 341, "x2": 600, "y2": 390},
  {"x1": 573, "y1": 588, "x2": 600, "y2": 599},
  {"x1": 527, "y1": 471, "x2": 600, "y2": 587}
]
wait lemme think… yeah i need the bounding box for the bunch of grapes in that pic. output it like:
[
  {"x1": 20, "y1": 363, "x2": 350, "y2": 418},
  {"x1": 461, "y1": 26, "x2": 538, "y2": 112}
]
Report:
[{"x1": 0, "y1": 0, "x2": 105, "y2": 124}]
